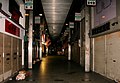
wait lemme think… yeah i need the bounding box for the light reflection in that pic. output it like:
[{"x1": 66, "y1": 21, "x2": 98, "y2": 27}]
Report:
[
  {"x1": 40, "y1": 47, "x2": 42, "y2": 59},
  {"x1": 41, "y1": 61, "x2": 46, "y2": 75}
]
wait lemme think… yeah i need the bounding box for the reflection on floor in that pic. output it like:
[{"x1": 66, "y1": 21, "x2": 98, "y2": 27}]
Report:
[{"x1": 5, "y1": 55, "x2": 115, "y2": 83}]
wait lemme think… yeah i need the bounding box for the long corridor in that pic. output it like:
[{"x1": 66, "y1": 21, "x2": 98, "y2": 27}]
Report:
[{"x1": 5, "y1": 55, "x2": 115, "y2": 83}]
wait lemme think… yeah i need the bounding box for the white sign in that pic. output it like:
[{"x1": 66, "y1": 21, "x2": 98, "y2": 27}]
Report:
[
  {"x1": 69, "y1": 22, "x2": 74, "y2": 28},
  {"x1": 25, "y1": 0, "x2": 33, "y2": 10},
  {"x1": 35, "y1": 16, "x2": 40, "y2": 24},
  {"x1": 87, "y1": 0, "x2": 96, "y2": 6},
  {"x1": 75, "y1": 13, "x2": 81, "y2": 21}
]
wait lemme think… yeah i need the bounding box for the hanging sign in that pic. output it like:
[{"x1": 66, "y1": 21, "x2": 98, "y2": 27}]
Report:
[
  {"x1": 35, "y1": 16, "x2": 40, "y2": 24},
  {"x1": 75, "y1": 13, "x2": 81, "y2": 21},
  {"x1": 69, "y1": 22, "x2": 74, "y2": 28},
  {"x1": 25, "y1": 0, "x2": 33, "y2": 10},
  {"x1": 87, "y1": 0, "x2": 96, "y2": 6}
]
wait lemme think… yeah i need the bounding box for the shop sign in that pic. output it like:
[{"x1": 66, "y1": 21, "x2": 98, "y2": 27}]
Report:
[
  {"x1": 25, "y1": 0, "x2": 33, "y2": 10},
  {"x1": 69, "y1": 22, "x2": 74, "y2": 28},
  {"x1": 5, "y1": 19, "x2": 20, "y2": 37},
  {"x1": 35, "y1": 16, "x2": 40, "y2": 24},
  {"x1": 75, "y1": 13, "x2": 81, "y2": 21}
]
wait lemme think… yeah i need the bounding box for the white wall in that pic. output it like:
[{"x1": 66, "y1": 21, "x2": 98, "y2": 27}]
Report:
[
  {"x1": 20, "y1": 4, "x2": 25, "y2": 28},
  {"x1": 0, "y1": 0, "x2": 25, "y2": 28},
  {"x1": 0, "y1": 0, "x2": 11, "y2": 16},
  {"x1": 0, "y1": 13, "x2": 5, "y2": 32}
]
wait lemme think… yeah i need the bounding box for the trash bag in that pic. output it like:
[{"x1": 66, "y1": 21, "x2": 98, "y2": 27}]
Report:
[{"x1": 16, "y1": 70, "x2": 26, "y2": 80}]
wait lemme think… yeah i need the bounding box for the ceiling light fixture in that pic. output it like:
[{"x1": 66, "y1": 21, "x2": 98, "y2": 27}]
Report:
[
  {"x1": 39, "y1": 14, "x2": 43, "y2": 16},
  {"x1": 66, "y1": 23, "x2": 68, "y2": 26},
  {"x1": 101, "y1": 15, "x2": 105, "y2": 19},
  {"x1": 25, "y1": 14, "x2": 29, "y2": 16}
]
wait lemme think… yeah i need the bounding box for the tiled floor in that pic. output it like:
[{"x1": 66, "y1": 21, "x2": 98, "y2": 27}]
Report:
[{"x1": 5, "y1": 55, "x2": 115, "y2": 83}]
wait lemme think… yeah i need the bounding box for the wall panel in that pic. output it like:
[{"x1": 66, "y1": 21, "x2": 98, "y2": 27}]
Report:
[
  {"x1": 12, "y1": 37, "x2": 17, "y2": 74},
  {"x1": 94, "y1": 36, "x2": 106, "y2": 76},
  {"x1": 4, "y1": 34, "x2": 11, "y2": 72},
  {"x1": 106, "y1": 32, "x2": 120, "y2": 80}
]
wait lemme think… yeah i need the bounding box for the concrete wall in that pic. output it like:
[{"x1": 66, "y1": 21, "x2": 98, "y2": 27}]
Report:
[{"x1": 71, "y1": 41, "x2": 80, "y2": 64}]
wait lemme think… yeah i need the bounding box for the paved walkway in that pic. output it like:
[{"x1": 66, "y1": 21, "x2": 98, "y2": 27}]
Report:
[{"x1": 5, "y1": 55, "x2": 115, "y2": 83}]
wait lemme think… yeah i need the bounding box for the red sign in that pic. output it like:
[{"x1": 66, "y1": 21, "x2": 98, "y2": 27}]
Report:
[{"x1": 5, "y1": 19, "x2": 20, "y2": 37}]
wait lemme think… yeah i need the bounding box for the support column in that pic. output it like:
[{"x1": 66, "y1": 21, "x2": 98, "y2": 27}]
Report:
[
  {"x1": 28, "y1": 11, "x2": 33, "y2": 69},
  {"x1": 20, "y1": 4, "x2": 25, "y2": 69},
  {"x1": 39, "y1": 15, "x2": 44, "y2": 60},
  {"x1": 68, "y1": 27, "x2": 71, "y2": 61},
  {"x1": 68, "y1": 44, "x2": 71, "y2": 60},
  {"x1": 24, "y1": 10, "x2": 29, "y2": 69},
  {"x1": 90, "y1": 7, "x2": 95, "y2": 71},
  {"x1": 85, "y1": 6, "x2": 90, "y2": 72},
  {"x1": 40, "y1": 30, "x2": 42, "y2": 60}
]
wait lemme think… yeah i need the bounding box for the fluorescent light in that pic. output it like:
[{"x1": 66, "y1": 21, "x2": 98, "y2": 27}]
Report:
[
  {"x1": 66, "y1": 23, "x2": 68, "y2": 25},
  {"x1": 39, "y1": 14, "x2": 43, "y2": 16},
  {"x1": 101, "y1": 15, "x2": 105, "y2": 19}
]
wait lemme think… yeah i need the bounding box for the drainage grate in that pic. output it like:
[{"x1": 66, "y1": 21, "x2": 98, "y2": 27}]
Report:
[{"x1": 82, "y1": 78, "x2": 91, "y2": 82}]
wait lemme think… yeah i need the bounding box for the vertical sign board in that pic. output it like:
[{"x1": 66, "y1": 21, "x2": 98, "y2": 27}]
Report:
[
  {"x1": 35, "y1": 16, "x2": 40, "y2": 24},
  {"x1": 69, "y1": 22, "x2": 74, "y2": 29},
  {"x1": 69, "y1": 22, "x2": 74, "y2": 42},
  {"x1": 87, "y1": 0, "x2": 96, "y2": 6},
  {"x1": 25, "y1": 0, "x2": 33, "y2": 10},
  {"x1": 75, "y1": 13, "x2": 81, "y2": 21}
]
